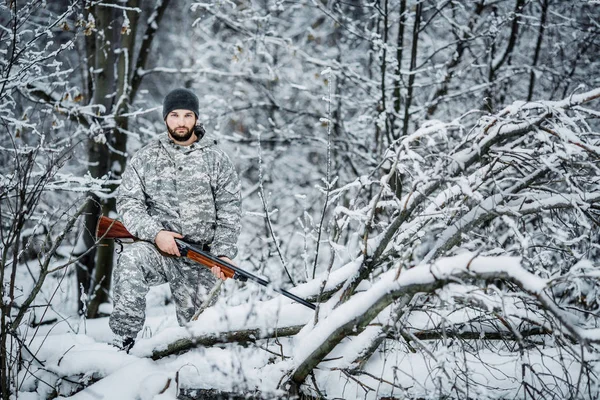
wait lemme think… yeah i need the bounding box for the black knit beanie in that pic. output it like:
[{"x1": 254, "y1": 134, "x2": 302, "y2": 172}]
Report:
[{"x1": 162, "y1": 88, "x2": 199, "y2": 120}]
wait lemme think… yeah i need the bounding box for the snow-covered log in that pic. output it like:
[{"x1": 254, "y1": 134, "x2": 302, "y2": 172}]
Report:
[{"x1": 150, "y1": 324, "x2": 304, "y2": 360}]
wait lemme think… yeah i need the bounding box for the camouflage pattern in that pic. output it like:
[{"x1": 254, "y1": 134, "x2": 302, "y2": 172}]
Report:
[
  {"x1": 110, "y1": 131, "x2": 241, "y2": 338},
  {"x1": 116, "y1": 132, "x2": 241, "y2": 258},
  {"x1": 109, "y1": 241, "x2": 218, "y2": 338}
]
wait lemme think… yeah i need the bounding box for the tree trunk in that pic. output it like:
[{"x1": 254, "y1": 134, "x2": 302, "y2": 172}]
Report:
[
  {"x1": 78, "y1": 1, "x2": 116, "y2": 315},
  {"x1": 527, "y1": 0, "x2": 548, "y2": 101},
  {"x1": 87, "y1": 0, "x2": 141, "y2": 318},
  {"x1": 392, "y1": 0, "x2": 406, "y2": 137},
  {"x1": 401, "y1": 1, "x2": 421, "y2": 138},
  {"x1": 151, "y1": 324, "x2": 304, "y2": 360},
  {"x1": 84, "y1": 0, "x2": 170, "y2": 317}
]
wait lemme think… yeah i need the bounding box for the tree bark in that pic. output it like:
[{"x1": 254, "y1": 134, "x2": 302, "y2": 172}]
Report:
[
  {"x1": 393, "y1": 0, "x2": 406, "y2": 125},
  {"x1": 527, "y1": 0, "x2": 548, "y2": 101}
]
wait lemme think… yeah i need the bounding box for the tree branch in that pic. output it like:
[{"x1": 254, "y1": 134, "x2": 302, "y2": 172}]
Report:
[{"x1": 151, "y1": 324, "x2": 304, "y2": 360}]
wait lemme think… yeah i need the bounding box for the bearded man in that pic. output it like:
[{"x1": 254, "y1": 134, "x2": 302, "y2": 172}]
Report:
[{"x1": 109, "y1": 88, "x2": 241, "y2": 351}]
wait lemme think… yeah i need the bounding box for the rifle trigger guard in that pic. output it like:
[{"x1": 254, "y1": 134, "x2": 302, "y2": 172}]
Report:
[{"x1": 233, "y1": 272, "x2": 248, "y2": 282}]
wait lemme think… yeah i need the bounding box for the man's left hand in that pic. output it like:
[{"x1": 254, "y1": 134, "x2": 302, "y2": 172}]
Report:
[{"x1": 211, "y1": 256, "x2": 236, "y2": 281}]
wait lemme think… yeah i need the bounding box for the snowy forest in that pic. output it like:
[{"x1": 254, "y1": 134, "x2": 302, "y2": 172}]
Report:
[{"x1": 1, "y1": 0, "x2": 600, "y2": 399}]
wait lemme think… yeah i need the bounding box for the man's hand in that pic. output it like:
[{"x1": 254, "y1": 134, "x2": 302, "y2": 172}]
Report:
[
  {"x1": 155, "y1": 230, "x2": 183, "y2": 256},
  {"x1": 211, "y1": 256, "x2": 236, "y2": 281}
]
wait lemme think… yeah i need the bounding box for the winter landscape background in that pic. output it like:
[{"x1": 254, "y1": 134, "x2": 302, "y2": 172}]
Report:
[{"x1": 1, "y1": 0, "x2": 600, "y2": 399}]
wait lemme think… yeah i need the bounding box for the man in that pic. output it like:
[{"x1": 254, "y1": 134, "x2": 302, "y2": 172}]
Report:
[{"x1": 109, "y1": 88, "x2": 242, "y2": 351}]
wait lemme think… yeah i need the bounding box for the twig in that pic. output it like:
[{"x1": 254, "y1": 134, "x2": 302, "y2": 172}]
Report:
[
  {"x1": 256, "y1": 129, "x2": 295, "y2": 285},
  {"x1": 190, "y1": 280, "x2": 223, "y2": 321}
]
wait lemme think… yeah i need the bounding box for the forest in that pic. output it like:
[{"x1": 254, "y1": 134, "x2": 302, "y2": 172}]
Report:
[{"x1": 1, "y1": 0, "x2": 599, "y2": 399}]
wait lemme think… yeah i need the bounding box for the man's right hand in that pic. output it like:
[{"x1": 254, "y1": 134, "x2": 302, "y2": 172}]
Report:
[{"x1": 155, "y1": 230, "x2": 184, "y2": 256}]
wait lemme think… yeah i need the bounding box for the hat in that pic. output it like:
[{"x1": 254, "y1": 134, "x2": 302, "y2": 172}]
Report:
[{"x1": 162, "y1": 88, "x2": 199, "y2": 120}]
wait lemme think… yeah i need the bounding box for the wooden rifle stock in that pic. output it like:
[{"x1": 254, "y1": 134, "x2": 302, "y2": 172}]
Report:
[
  {"x1": 96, "y1": 215, "x2": 136, "y2": 240},
  {"x1": 96, "y1": 216, "x2": 316, "y2": 310}
]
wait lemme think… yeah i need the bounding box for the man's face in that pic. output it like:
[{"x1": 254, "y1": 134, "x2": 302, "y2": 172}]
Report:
[{"x1": 165, "y1": 109, "x2": 196, "y2": 143}]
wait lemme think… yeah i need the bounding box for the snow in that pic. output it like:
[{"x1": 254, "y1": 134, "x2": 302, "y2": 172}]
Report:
[
  {"x1": 4, "y1": 2, "x2": 600, "y2": 398},
  {"x1": 290, "y1": 253, "x2": 569, "y2": 371},
  {"x1": 14, "y1": 252, "x2": 581, "y2": 399},
  {"x1": 61, "y1": 359, "x2": 168, "y2": 400},
  {"x1": 19, "y1": 293, "x2": 594, "y2": 400}
]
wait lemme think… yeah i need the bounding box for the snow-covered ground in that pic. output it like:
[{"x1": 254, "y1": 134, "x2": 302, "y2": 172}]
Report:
[{"x1": 11, "y1": 254, "x2": 600, "y2": 399}]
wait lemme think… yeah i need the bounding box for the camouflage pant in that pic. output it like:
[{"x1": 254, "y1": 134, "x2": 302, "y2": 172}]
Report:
[{"x1": 109, "y1": 241, "x2": 217, "y2": 338}]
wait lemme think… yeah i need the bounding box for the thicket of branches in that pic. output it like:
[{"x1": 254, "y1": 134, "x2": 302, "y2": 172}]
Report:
[
  {"x1": 279, "y1": 86, "x2": 600, "y2": 398},
  {"x1": 1, "y1": 0, "x2": 600, "y2": 398},
  {"x1": 170, "y1": 0, "x2": 600, "y2": 286}
]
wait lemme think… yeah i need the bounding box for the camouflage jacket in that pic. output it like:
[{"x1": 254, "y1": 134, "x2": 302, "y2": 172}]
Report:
[{"x1": 117, "y1": 132, "x2": 242, "y2": 259}]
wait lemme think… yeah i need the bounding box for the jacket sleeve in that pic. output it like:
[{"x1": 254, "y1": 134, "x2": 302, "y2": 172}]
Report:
[
  {"x1": 116, "y1": 155, "x2": 164, "y2": 242},
  {"x1": 211, "y1": 151, "x2": 242, "y2": 259}
]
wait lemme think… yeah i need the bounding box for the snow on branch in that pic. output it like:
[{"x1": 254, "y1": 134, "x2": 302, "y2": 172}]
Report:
[
  {"x1": 281, "y1": 86, "x2": 600, "y2": 394},
  {"x1": 335, "y1": 86, "x2": 600, "y2": 306},
  {"x1": 288, "y1": 253, "x2": 600, "y2": 388}
]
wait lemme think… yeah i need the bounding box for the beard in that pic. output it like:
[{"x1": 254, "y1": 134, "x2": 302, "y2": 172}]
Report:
[{"x1": 168, "y1": 126, "x2": 194, "y2": 143}]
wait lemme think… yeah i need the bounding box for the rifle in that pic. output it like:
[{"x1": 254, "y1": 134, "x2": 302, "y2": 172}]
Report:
[{"x1": 96, "y1": 216, "x2": 316, "y2": 310}]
